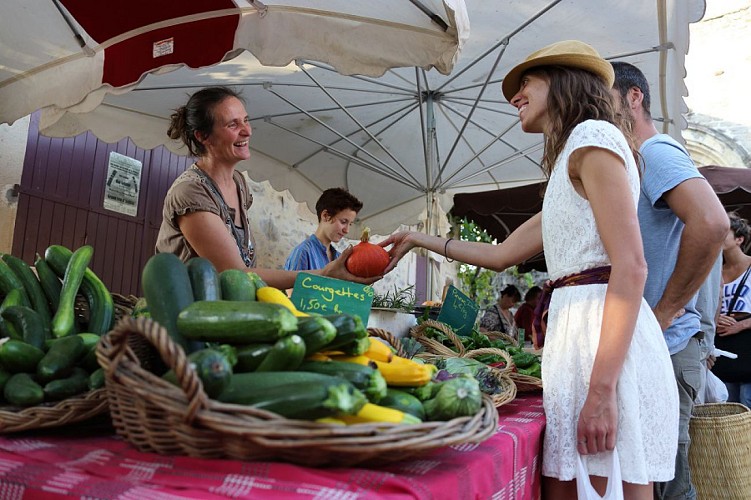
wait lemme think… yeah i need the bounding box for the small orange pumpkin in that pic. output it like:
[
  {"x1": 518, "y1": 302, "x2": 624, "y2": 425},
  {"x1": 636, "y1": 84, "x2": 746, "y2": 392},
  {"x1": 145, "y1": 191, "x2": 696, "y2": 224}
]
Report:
[{"x1": 345, "y1": 227, "x2": 390, "y2": 278}]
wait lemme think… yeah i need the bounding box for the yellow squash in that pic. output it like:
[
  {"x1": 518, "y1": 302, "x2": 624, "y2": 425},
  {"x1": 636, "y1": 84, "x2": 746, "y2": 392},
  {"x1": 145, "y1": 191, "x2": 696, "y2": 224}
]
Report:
[{"x1": 256, "y1": 286, "x2": 309, "y2": 317}]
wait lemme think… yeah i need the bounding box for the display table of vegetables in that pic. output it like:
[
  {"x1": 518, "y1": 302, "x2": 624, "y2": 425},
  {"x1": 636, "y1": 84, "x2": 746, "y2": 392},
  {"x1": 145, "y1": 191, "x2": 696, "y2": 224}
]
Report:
[
  {"x1": 95, "y1": 254, "x2": 499, "y2": 466},
  {"x1": 410, "y1": 319, "x2": 543, "y2": 395},
  {"x1": 0, "y1": 244, "x2": 124, "y2": 432}
]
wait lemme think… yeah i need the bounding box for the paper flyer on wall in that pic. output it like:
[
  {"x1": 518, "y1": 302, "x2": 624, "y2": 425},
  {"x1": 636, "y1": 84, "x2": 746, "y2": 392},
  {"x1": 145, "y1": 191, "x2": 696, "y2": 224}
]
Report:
[{"x1": 104, "y1": 152, "x2": 142, "y2": 217}]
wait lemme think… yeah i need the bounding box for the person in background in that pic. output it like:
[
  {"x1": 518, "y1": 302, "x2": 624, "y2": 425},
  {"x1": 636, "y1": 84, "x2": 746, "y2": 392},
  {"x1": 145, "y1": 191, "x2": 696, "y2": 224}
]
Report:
[
  {"x1": 382, "y1": 40, "x2": 679, "y2": 499},
  {"x1": 156, "y1": 86, "x2": 378, "y2": 289},
  {"x1": 284, "y1": 188, "x2": 363, "y2": 271},
  {"x1": 714, "y1": 212, "x2": 751, "y2": 407},
  {"x1": 612, "y1": 61, "x2": 729, "y2": 500},
  {"x1": 479, "y1": 284, "x2": 521, "y2": 336},
  {"x1": 514, "y1": 285, "x2": 542, "y2": 346}
]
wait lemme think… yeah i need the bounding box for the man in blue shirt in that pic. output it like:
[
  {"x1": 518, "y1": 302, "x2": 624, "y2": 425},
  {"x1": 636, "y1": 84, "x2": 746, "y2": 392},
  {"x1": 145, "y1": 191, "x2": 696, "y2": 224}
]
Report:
[
  {"x1": 612, "y1": 62, "x2": 728, "y2": 500},
  {"x1": 284, "y1": 187, "x2": 363, "y2": 271}
]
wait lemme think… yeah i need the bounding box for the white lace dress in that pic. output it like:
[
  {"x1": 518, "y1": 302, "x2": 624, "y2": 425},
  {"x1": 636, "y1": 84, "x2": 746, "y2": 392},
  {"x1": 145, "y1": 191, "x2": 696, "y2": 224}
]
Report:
[{"x1": 540, "y1": 120, "x2": 679, "y2": 483}]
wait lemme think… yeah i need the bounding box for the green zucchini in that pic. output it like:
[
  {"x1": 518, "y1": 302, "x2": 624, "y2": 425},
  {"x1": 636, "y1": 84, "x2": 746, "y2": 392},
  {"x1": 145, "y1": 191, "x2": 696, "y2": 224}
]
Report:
[
  {"x1": 218, "y1": 371, "x2": 336, "y2": 403},
  {"x1": 219, "y1": 269, "x2": 256, "y2": 301},
  {"x1": 44, "y1": 245, "x2": 115, "y2": 336},
  {"x1": 322, "y1": 313, "x2": 369, "y2": 355},
  {"x1": 217, "y1": 372, "x2": 367, "y2": 419},
  {"x1": 43, "y1": 367, "x2": 89, "y2": 401},
  {"x1": 34, "y1": 253, "x2": 62, "y2": 311},
  {"x1": 176, "y1": 300, "x2": 298, "y2": 344},
  {"x1": 297, "y1": 359, "x2": 387, "y2": 403},
  {"x1": 1, "y1": 305, "x2": 49, "y2": 350},
  {"x1": 37, "y1": 334, "x2": 86, "y2": 383},
  {"x1": 4, "y1": 373, "x2": 44, "y2": 406},
  {"x1": 131, "y1": 297, "x2": 150, "y2": 318},
  {"x1": 0, "y1": 339, "x2": 45, "y2": 373},
  {"x1": 255, "y1": 335, "x2": 306, "y2": 372},
  {"x1": 186, "y1": 257, "x2": 221, "y2": 301},
  {"x1": 88, "y1": 367, "x2": 105, "y2": 390},
  {"x1": 162, "y1": 348, "x2": 232, "y2": 399},
  {"x1": 141, "y1": 253, "x2": 197, "y2": 353},
  {"x1": 50, "y1": 245, "x2": 93, "y2": 338},
  {"x1": 2, "y1": 253, "x2": 52, "y2": 329},
  {"x1": 294, "y1": 316, "x2": 337, "y2": 356},
  {"x1": 0, "y1": 288, "x2": 29, "y2": 340},
  {"x1": 378, "y1": 388, "x2": 426, "y2": 420},
  {"x1": 0, "y1": 258, "x2": 29, "y2": 303},
  {"x1": 246, "y1": 272, "x2": 268, "y2": 289},
  {"x1": 234, "y1": 344, "x2": 274, "y2": 373}
]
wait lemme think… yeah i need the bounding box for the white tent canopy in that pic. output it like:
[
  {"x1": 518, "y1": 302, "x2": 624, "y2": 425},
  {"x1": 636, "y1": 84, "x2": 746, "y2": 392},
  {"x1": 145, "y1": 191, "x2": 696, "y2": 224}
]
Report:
[{"x1": 1, "y1": 0, "x2": 705, "y2": 237}]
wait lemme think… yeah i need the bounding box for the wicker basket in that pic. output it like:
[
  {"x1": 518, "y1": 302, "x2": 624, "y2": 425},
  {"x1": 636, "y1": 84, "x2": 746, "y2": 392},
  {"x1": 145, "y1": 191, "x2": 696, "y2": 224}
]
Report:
[
  {"x1": 96, "y1": 317, "x2": 499, "y2": 467},
  {"x1": 0, "y1": 293, "x2": 137, "y2": 434},
  {"x1": 409, "y1": 320, "x2": 519, "y2": 407},
  {"x1": 688, "y1": 403, "x2": 751, "y2": 499}
]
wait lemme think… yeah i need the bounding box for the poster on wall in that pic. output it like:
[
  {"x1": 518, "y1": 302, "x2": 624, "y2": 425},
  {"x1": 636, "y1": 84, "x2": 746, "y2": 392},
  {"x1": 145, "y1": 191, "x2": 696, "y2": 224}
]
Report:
[{"x1": 103, "y1": 152, "x2": 142, "y2": 217}]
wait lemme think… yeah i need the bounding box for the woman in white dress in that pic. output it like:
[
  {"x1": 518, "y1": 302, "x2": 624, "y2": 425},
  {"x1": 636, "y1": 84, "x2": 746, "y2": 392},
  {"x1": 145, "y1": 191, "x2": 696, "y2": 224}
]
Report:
[{"x1": 380, "y1": 40, "x2": 678, "y2": 499}]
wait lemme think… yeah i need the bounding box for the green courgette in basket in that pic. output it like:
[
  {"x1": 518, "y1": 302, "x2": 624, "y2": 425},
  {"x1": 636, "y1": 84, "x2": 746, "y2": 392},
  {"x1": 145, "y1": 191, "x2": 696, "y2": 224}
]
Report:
[
  {"x1": 186, "y1": 257, "x2": 221, "y2": 301},
  {"x1": 321, "y1": 313, "x2": 369, "y2": 355},
  {"x1": 217, "y1": 371, "x2": 367, "y2": 419},
  {"x1": 4, "y1": 373, "x2": 44, "y2": 406},
  {"x1": 162, "y1": 348, "x2": 232, "y2": 399},
  {"x1": 0, "y1": 289, "x2": 30, "y2": 340},
  {"x1": 234, "y1": 344, "x2": 274, "y2": 373},
  {"x1": 43, "y1": 367, "x2": 90, "y2": 401},
  {"x1": 37, "y1": 334, "x2": 86, "y2": 383},
  {"x1": 177, "y1": 300, "x2": 298, "y2": 343},
  {"x1": 297, "y1": 359, "x2": 387, "y2": 403},
  {"x1": 45, "y1": 244, "x2": 114, "y2": 336},
  {"x1": 1, "y1": 253, "x2": 52, "y2": 329},
  {"x1": 141, "y1": 252, "x2": 197, "y2": 353},
  {"x1": 1, "y1": 305, "x2": 49, "y2": 350},
  {"x1": 255, "y1": 335, "x2": 305, "y2": 372},
  {"x1": 34, "y1": 253, "x2": 62, "y2": 311},
  {"x1": 0, "y1": 338, "x2": 45, "y2": 373},
  {"x1": 50, "y1": 245, "x2": 93, "y2": 338},
  {"x1": 294, "y1": 316, "x2": 337, "y2": 356},
  {"x1": 219, "y1": 269, "x2": 256, "y2": 301}
]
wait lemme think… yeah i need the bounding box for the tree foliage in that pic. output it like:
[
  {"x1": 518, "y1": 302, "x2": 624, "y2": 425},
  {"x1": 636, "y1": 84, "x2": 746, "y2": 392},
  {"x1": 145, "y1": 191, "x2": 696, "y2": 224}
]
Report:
[{"x1": 453, "y1": 217, "x2": 498, "y2": 308}]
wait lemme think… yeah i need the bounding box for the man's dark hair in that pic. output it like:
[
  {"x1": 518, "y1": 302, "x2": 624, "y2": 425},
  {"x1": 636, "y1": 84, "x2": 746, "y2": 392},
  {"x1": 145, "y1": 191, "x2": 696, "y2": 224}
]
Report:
[
  {"x1": 729, "y1": 211, "x2": 751, "y2": 253},
  {"x1": 611, "y1": 62, "x2": 652, "y2": 118},
  {"x1": 315, "y1": 187, "x2": 363, "y2": 221}
]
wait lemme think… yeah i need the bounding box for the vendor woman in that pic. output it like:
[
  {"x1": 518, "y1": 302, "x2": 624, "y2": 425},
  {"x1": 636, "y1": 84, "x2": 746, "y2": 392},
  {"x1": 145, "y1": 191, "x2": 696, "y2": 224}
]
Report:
[{"x1": 155, "y1": 86, "x2": 378, "y2": 289}]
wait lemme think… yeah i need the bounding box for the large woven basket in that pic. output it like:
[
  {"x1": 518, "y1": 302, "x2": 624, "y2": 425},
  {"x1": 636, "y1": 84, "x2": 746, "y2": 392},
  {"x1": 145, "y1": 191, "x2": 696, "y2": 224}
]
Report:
[
  {"x1": 409, "y1": 320, "x2": 519, "y2": 407},
  {"x1": 0, "y1": 293, "x2": 137, "y2": 433},
  {"x1": 688, "y1": 402, "x2": 751, "y2": 499},
  {"x1": 96, "y1": 317, "x2": 499, "y2": 467}
]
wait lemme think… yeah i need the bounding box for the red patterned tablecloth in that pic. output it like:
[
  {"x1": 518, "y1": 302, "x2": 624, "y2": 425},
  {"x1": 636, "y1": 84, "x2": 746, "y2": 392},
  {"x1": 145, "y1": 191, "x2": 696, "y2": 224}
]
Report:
[{"x1": 0, "y1": 394, "x2": 544, "y2": 499}]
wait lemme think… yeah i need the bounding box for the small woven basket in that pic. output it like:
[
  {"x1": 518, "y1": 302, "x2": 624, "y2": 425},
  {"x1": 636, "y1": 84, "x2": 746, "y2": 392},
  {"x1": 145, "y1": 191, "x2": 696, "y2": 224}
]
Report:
[
  {"x1": 688, "y1": 402, "x2": 751, "y2": 499},
  {"x1": 97, "y1": 317, "x2": 499, "y2": 467},
  {"x1": 409, "y1": 320, "x2": 518, "y2": 407},
  {"x1": 0, "y1": 293, "x2": 137, "y2": 434}
]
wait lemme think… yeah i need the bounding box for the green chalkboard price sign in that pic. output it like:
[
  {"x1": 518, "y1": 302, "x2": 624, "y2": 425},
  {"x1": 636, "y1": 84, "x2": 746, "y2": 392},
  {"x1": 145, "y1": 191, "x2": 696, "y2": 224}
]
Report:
[
  {"x1": 290, "y1": 273, "x2": 375, "y2": 323},
  {"x1": 437, "y1": 285, "x2": 479, "y2": 336}
]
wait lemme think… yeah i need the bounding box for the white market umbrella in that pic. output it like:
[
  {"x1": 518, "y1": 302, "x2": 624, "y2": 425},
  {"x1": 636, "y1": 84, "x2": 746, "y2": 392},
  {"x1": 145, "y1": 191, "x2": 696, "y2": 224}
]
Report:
[
  {"x1": 22, "y1": 0, "x2": 706, "y2": 239},
  {"x1": 0, "y1": 0, "x2": 468, "y2": 125}
]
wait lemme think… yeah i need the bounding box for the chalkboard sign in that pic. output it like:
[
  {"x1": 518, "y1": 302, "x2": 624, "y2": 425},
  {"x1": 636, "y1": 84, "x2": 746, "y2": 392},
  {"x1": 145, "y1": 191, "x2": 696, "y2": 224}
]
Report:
[
  {"x1": 290, "y1": 273, "x2": 374, "y2": 323},
  {"x1": 437, "y1": 285, "x2": 479, "y2": 336}
]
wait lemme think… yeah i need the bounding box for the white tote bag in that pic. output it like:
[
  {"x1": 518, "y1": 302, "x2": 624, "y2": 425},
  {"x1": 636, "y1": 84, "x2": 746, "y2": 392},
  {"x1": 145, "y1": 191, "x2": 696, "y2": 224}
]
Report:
[{"x1": 575, "y1": 449, "x2": 624, "y2": 500}]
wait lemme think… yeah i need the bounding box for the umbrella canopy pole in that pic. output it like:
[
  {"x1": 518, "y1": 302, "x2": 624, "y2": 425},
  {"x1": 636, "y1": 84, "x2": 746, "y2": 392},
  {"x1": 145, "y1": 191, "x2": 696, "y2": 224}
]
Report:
[{"x1": 423, "y1": 92, "x2": 438, "y2": 301}]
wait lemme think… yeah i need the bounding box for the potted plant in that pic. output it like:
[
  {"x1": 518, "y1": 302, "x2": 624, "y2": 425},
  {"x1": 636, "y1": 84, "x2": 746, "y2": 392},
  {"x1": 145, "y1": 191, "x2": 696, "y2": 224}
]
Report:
[{"x1": 367, "y1": 285, "x2": 418, "y2": 338}]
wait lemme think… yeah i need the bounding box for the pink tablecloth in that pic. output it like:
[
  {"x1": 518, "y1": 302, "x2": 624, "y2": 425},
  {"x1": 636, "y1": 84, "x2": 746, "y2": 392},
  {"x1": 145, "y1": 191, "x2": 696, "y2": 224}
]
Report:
[{"x1": 0, "y1": 394, "x2": 544, "y2": 499}]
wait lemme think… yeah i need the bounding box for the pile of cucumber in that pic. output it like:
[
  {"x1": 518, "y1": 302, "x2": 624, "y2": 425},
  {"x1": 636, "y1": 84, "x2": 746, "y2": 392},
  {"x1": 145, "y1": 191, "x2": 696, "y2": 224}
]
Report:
[
  {"x1": 140, "y1": 254, "x2": 480, "y2": 424},
  {"x1": 0, "y1": 245, "x2": 114, "y2": 407}
]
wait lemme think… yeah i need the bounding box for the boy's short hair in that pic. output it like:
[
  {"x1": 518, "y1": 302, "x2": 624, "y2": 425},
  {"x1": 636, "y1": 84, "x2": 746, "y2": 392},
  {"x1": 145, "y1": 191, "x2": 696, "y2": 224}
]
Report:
[{"x1": 316, "y1": 188, "x2": 363, "y2": 221}]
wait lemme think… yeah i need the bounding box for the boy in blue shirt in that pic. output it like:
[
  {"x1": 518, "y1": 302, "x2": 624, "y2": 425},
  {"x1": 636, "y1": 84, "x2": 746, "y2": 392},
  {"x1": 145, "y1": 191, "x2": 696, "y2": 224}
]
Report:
[{"x1": 284, "y1": 188, "x2": 363, "y2": 271}]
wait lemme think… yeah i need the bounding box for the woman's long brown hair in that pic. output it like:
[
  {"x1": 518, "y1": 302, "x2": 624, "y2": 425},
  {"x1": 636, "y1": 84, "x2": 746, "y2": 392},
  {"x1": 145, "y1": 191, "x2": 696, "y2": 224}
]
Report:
[{"x1": 526, "y1": 66, "x2": 638, "y2": 177}]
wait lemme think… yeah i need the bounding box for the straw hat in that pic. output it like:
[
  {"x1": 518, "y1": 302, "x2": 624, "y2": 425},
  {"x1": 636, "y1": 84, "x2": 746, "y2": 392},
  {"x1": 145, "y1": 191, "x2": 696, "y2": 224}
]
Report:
[{"x1": 501, "y1": 40, "x2": 615, "y2": 102}]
